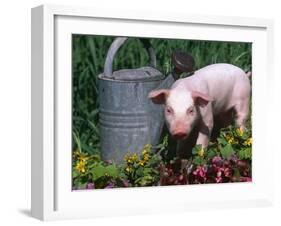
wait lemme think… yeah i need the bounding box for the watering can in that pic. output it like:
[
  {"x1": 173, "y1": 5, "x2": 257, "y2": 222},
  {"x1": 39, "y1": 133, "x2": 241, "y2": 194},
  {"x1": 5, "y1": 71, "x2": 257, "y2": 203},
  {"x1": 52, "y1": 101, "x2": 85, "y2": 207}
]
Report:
[{"x1": 98, "y1": 37, "x2": 194, "y2": 163}]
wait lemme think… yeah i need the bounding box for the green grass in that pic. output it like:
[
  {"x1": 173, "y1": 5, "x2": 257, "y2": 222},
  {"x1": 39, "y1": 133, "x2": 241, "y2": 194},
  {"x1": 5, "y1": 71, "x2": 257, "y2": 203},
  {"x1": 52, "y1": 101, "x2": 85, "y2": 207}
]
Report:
[{"x1": 72, "y1": 35, "x2": 252, "y2": 155}]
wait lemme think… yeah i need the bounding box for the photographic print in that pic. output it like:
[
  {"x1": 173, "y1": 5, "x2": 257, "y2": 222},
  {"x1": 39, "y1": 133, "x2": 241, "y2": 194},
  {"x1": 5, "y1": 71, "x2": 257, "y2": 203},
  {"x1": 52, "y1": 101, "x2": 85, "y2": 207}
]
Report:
[{"x1": 72, "y1": 35, "x2": 252, "y2": 190}]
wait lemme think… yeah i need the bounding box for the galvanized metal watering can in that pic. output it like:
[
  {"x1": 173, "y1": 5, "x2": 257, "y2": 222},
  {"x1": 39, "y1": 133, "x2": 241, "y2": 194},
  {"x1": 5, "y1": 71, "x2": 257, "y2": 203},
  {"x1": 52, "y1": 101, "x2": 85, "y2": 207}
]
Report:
[{"x1": 98, "y1": 37, "x2": 195, "y2": 163}]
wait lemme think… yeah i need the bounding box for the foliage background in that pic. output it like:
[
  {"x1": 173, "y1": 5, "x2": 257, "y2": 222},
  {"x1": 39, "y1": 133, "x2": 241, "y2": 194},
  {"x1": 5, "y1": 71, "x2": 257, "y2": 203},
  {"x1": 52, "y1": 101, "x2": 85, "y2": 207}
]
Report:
[{"x1": 72, "y1": 35, "x2": 252, "y2": 155}]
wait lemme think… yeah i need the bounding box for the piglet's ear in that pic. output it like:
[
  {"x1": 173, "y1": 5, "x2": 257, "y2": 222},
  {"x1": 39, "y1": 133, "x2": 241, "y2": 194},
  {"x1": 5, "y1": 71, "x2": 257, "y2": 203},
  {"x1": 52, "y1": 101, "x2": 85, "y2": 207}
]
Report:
[
  {"x1": 192, "y1": 91, "x2": 213, "y2": 107},
  {"x1": 148, "y1": 89, "x2": 169, "y2": 104}
]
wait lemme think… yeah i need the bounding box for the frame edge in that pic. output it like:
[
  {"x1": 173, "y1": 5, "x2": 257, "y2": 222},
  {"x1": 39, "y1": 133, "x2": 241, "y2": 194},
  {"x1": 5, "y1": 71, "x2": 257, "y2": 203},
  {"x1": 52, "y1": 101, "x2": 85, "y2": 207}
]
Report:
[
  {"x1": 31, "y1": 5, "x2": 44, "y2": 221},
  {"x1": 30, "y1": 3, "x2": 275, "y2": 220}
]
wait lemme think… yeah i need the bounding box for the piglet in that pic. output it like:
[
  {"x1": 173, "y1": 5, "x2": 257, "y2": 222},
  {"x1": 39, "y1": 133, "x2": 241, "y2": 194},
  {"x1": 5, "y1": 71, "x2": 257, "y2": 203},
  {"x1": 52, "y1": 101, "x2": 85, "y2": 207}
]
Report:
[{"x1": 149, "y1": 63, "x2": 251, "y2": 151}]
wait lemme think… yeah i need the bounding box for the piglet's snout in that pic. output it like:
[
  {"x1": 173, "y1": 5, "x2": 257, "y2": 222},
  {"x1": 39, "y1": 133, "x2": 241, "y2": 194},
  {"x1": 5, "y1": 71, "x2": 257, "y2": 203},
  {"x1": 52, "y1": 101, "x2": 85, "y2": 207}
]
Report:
[{"x1": 172, "y1": 130, "x2": 187, "y2": 140}]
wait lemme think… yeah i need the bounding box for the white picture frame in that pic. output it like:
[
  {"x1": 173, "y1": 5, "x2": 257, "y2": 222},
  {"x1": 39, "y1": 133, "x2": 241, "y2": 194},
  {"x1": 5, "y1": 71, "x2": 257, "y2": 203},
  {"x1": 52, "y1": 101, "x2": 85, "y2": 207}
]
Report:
[{"x1": 31, "y1": 4, "x2": 274, "y2": 221}]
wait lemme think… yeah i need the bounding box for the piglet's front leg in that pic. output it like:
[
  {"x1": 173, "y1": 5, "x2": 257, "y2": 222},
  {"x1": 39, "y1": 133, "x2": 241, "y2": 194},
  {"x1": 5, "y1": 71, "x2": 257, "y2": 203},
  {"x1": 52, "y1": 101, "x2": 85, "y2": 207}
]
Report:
[
  {"x1": 196, "y1": 126, "x2": 212, "y2": 148},
  {"x1": 196, "y1": 107, "x2": 214, "y2": 148}
]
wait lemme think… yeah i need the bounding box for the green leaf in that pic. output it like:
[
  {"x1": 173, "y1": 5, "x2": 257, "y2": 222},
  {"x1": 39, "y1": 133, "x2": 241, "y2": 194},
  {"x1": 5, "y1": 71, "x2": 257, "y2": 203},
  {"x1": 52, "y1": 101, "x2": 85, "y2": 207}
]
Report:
[
  {"x1": 234, "y1": 51, "x2": 249, "y2": 63},
  {"x1": 75, "y1": 175, "x2": 89, "y2": 189},
  {"x1": 217, "y1": 137, "x2": 228, "y2": 146},
  {"x1": 72, "y1": 170, "x2": 79, "y2": 178},
  {"x1": 192, "y1": 156, "x2": 205, "y2": 166},
  {"x1": 73, "y1": 131, "x2": 82, "y2": 152},
  {"x1": 238, "y1": 150, "x2": 245, "y2": 159},
  {"x1": 244, "y1": 148, "x2": 252, "y2": 160},
  {"x1": 220, "y1": 144, "x2": 234, "y2": 159},
  {"x1": 91, "y1": 164, "x2": 106, "y2": 180},
  {"x1": 192, "y1": 144, "x2": 202, "y2": 155},
  {"x1": 80, "y1": 142, "x2": 96, "y2": 155},
  {"x1": 77, "y1": 182, "x2": 87, "y2": 190},
  {"x1": 88, "y1": 120, "x2": 100, "y2": 136},
  {"x1": 143, "y1": 168, "x2": 153, "y2": 175},
  {"x1": 206, "y1": 149, "x2": 217, "y2": 160},
  {"x1": 105, "y1": 165, "x2": 119, "y2": 178},
  {"x1": 135, "y1": 167, "x2": 144, "y2": 177},
  {"x1": 238, "y1": 148, "x2": 252, "y2": 160}
]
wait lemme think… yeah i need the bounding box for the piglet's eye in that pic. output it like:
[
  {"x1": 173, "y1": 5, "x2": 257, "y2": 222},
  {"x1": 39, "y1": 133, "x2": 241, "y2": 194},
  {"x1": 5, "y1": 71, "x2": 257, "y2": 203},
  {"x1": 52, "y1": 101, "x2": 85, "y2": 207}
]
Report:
[
  {"x1": 187, "y1": 108, "x2": 194, "y2": 114},
  {"x1": 166, "y1": 106, "x2": 173, "y2": 114}
]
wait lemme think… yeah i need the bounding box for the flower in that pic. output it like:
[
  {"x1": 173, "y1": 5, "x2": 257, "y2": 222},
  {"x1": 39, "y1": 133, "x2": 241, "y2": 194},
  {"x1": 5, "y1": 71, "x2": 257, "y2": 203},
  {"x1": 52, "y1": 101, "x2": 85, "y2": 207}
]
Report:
[
  {"x1": 73, "y1": 150, "x2": 80, "y2": 158},
  {"x1": 131, "y1": 153, "x2": 138, "y2": 162},
  {"x1": 142, "y1": 149, "x2": 148, "y2": 156},
  {"x1": 198, "y1": 148, "x2": 205, "y2": 157},
  {"x1": 139, "y1": 160, "x2": 145, "y2": 166},
  {"x1": 86, "y1": 182, "x2": 95, "y2": 189},
  {"x1": 125, "y1": 167, "x2": 131, "y2": 173},
  {"x1": 73, "y1": 150, "x2": 89, "y2": 162},
  {"x1": 225, "y1": 134, "x2": 235, "y2": 144},
  {"x1": 75, "y1": 160, "x2": 86, "y2": 173},
  {"x1": 212, "y1": 156, "x2": 223, "y2": 166},
  {"x1": 243, "y1": 138, "x2": 252, "y2": 146},
  {"x1": 105, "y1": 182, "x2": 115, "y2": 189},
  {"x1": 143, "y1": 144, "x2": 152, "y2": 151},
  {"x1": 124, "y1": 154, "x2": 129, "y2": 161},
  {"x1": 236, "y1": 127, "x2": 244, "y2": 137},
  {"x1": 240, "y1": 177, "x2": 252, "y2": 182},
  {"x1": 121, "y1": 179, "x2": 130, "y2": 187},
  {"x1": 143, "y1": 153, "x2": 149, "y2": 161},
  {"x1": 193, "y1": 166, "x2": 207, "y2": 179},
  {"x1": 125, "y1": 153, "x2": 139, "y2": 164},
  {"x1": 79, "y1": 156, "x2": 88, "y2": 162},
  {"x1": 237, "y1": 160, "x2": 247, "y2": 169},
  {"x1": 215, "y1": 174, "x2": 222, "y2": 183},
  {"x1": 223, "y1": 167, "x2": 231, "y2": 178}
]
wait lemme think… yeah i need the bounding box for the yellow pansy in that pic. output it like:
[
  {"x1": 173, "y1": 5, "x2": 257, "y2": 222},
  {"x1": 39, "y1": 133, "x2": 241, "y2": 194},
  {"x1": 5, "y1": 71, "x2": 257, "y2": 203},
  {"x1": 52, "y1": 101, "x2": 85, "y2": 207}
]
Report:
[
  {"x1": 124, "y1": 153, "x2": 138, "y2": 163},
  {"x1": 143, "y1": 144, "x2": 152, "y2": 150},
  {"x1": 225, "y1": 134, "x2": 235, "y2": 144},
  {"x1": 236, "y1": 127, "x2": 244, "y2": 137},
  {"x1": 142, "y1": 149, "x2": 148, "y2": 156},
  {"x1": 125, "y1": 167, "x2": 131, "y2": 173},
  {"x1": 143, "y1": 154, "x2": 149, "y2": 162},
  {"x1": 139, "y1": 160, "x2": 145, "y2": 166},
  {"x1": 131, "y1": 153, "x2": 138, "y2": 162},
  {"x1": 75, "y1": 160, "x2": 86, "y2": 173},
  {"x1": 244, "y1": 138, "x2": 252, "y2": 146},
  {"x1": 198, "y1": 148, "x2": 205, "y2": 157},
  {"x1": 124, "y1": 154, "x2": 129, "y2": 161},
  {"x1": 79, "y1": 156, "x2": 88, "y2": 162},
  {"x1": 73, "y1": 150, "x2": 80, "y2": 158}
]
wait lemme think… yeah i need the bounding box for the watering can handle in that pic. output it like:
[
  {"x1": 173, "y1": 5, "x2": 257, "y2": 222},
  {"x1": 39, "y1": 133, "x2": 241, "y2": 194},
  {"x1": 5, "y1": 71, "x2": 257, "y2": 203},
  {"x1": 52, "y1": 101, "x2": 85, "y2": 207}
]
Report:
[{"x1": 104, "y1": 37, "x2": 157, "y2": 78}]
